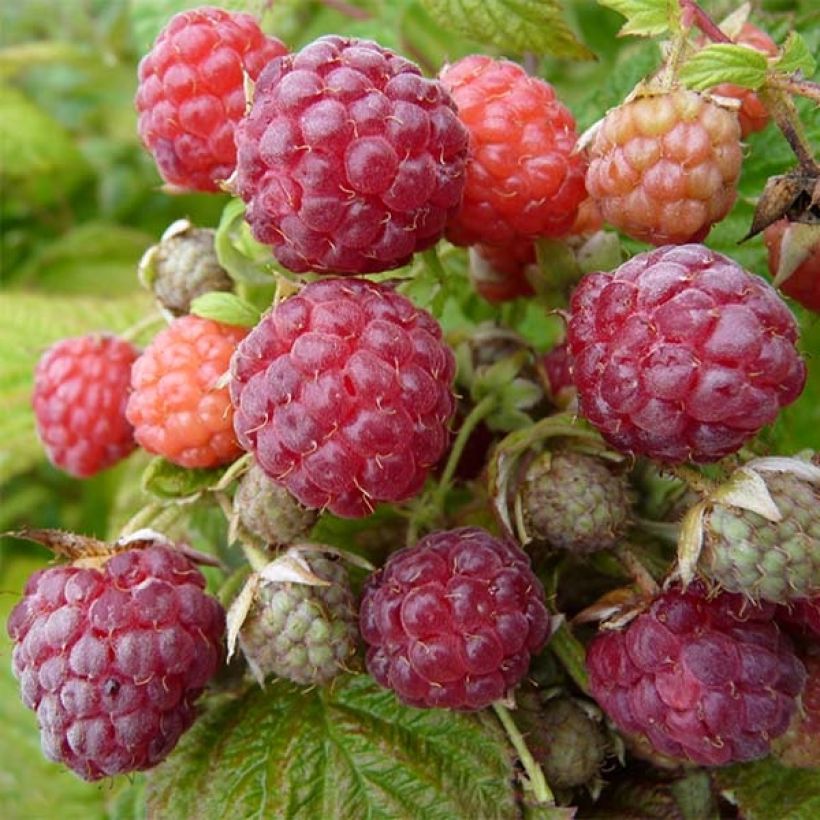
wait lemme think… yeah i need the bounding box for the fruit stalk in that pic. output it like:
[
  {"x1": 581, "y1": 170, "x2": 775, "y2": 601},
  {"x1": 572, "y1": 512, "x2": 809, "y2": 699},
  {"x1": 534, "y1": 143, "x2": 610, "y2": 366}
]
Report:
[{"x1": 492, "y1": 702, "x2": 554, "y2": 805}]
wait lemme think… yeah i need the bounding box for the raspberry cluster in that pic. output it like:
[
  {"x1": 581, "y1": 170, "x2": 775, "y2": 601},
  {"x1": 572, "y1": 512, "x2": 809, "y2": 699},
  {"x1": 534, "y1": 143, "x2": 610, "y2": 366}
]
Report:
[
  {"x1": 127, "y1": 315, "x2": 248, "y2": 468},
  {"x1": 567, "y1": 244, "x2": 806, "y2": 463},
  {"x1": 7, "y1": 544, "x2": 225, "y2": 780},
  {"x1": 587, "y1": 583, "x2": 806, "y2": 765},
  {"x1": 135, "y1": 6, "x2": 287, "y2": 191},
  {"x1": 33, "y1": 335, "x2": 139, "y2": 478},
  {"x1": 360, "y1": 527, "x2": 551, "y2": 710},
  {"x1": 234, "y1": 35, "x2": 468, "y2": 274},
  {"x1": 441, "y1": 55, "x2": 587, "y2": 247},
  {"x1": 230, "y1": 278, "x2": 456, "y2": 517}
]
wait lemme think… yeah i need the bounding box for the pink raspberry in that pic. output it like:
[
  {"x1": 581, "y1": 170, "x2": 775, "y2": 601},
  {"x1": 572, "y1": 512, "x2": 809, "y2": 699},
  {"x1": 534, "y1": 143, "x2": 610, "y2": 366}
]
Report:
[
  {"x1": 360, "y1": 527, "x2": 551, "y2": 709},
  {"x1": 230, "y1": 279, "x2": 456, "y2": 518},
  {"x1": 33, "y1": 335, "x2": 139, "y2": 478},
  {"x1": 233, "y1": 35, "x2": 468, "y2": 274},
  {"x1": 586, "y1": 582, "x2": 806, "y2": 766},
  {"x1": 586, "y1": 89, "x2": 742, "y2": 245},
  {"x1": 764, "y1": 219, "x2": 820, "y2": 313},
  {"x1": 127, "y1": 315, "x2": 248, "y2": 468},
  {"x1": 440, "y1": 55, "x2": 587, "y2": 246},
  {"x1": 7, "y1": 543, "x2": 225, "y2": 780},
  {"x1": 567, "y1": 244, "x2": 806, "y2": 463},
  {"x1": 135, "y1": 6, "x2": 287, "y2": 192}
]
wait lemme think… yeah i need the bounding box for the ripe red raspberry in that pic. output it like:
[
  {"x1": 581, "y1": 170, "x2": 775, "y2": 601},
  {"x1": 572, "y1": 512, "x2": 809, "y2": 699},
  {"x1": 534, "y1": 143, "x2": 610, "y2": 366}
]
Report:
[
  {"x1": 777, "y1": 596, "x2": 820, "y2": 639},
  {"x1": 586, "y1": 90, "x2": 742, "y2": 245},
  {"x1": 469, "y1": 240, "x2": 536, "y2": 302},
  {"x1": 586, "y1": 582, "x2": 806, "y2": 766},
  {"x1": 7, "y1": 543, "x2": 225, "y2": 780},
  {"x1": 764, "y1": 219, "x2": 820, "y2": 313},
  {"x1": 540, "y1": 342, "x2": 576, "y2": 409},
  {"x1": 230, "y1": 279, "x2": 456, "y2": 518},
  {"x1": 135, "y1": 6, "x2": 287, "y2": 192},
  {"x1": 773, "y1": 651, "x2": 820, "y2": 768},
  {"x1": 359, "y1": 527, "x2": 551, "y2": 710},
  {"x1": 127, "y1": 315, "x2": 248, "y2": 468},
  {"x1": 33, "y1": 335, "x2": 139, "y2": 478},
  {"x1": 702, "y1": 23, "x2": 778, "y2": 138},
  {"x1": 440, "y1": 55, "x2": 587, "y2": 246},
  {"x1": 567, "y1": 244, "x2": 806, "y2": 463},
  {"x1": 233, "y1": 35, "x2": 468, "y2": 275}
]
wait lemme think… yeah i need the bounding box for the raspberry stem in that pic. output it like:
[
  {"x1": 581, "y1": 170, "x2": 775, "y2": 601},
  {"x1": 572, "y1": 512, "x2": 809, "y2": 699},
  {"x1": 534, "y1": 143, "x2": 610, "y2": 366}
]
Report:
[
  {"x1": 548, "y1": 622, "x2": 590, "y2": 694},
  {"x1": 670, "y1": 464, "x2": 719, "y2": 495},
  {"x1": 679, "y1": 0, "x2": 731, "y2": 45},
  {"x1": 614, "y1": 544, "x2": 660, "y2": 598},
  {"x1": 770, "y1": 76, "x2": 820, "y2": 107},
  {"x1": 492, "y1": 702, "x2": 555, "y2": 805},
  {"x1": 120, "y1": 312, "x2": 166, "y2": 344},
  {"x1": 758, "y1": 86, "x2": 820, "y2": 174}
]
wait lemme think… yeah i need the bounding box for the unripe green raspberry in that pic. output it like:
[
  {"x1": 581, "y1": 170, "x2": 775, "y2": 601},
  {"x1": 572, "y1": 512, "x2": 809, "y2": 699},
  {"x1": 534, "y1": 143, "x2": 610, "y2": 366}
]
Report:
[
  {"x1": 139, "y1": 220, "x2": 233, "y2": 315},
  {"x1": 514, "y1": 690, "x2": 607, "y2": 789},
  {"x1": 239, "y1": 553, "x2": 358, "y2": 686},
  {"x1": 520, "y1": 451, "x2": 632, "y2": 553},
  {"x1": 235, "y1": 463, "x2": 318, "y2": 546},
  {"x1": 701, "y1": 470, "x2": 820, "y2": 603}
]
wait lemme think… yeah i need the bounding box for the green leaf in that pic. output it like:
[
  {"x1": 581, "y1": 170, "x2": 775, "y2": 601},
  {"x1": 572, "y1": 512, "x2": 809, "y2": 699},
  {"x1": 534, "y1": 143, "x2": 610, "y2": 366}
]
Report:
[
  {"x1": 214, "y1": 199, "x2": 275, "y2": 286},
  {"x1": 420, "y1": 0, "x2": 594, "y2": 60},
  {"x1": 714, "y1": 759, "x2": 820, "y2": 819},
  {"x1": 141, "y1": 457, "x2": 224, "y2": 501},
  {"x1": 0, "y1": 292, "x2": 152, "y2": 483},
  {"x1": 596, "y1": 0, "x2": 677, "y2": 38},
  {"x1": 679, "y1": 44, "x2": 769, "y2": 91},
  {"x1": 190, "y1": 292, "x2": 261, "y2": 328},
  {"x1": 775, "y1": 32, "x2": 816, "y2": 76},
  {"x1": 146, "y1": 676, "x2": 519, "y2": 819}
]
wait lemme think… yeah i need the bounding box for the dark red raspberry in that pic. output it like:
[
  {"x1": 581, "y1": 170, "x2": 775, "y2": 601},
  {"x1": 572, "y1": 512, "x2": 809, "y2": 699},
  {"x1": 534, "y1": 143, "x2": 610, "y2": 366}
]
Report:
[
  {"x1": 701, "y1": 23, "x2": 778, "y2": 138},
  {"x1": 127, "y1": 315, "x2": 248, "y2": 468},
  {"x1": 135, "y1": 6, "x2": 287, "y2": 192},
  {"x1": 586, "y1": 90, "x2": 742, "y2": 245},
  {"x1": 764, "y1": 219, "x2": 820, "y2": 313},
  {"x1": 7, "y1": 543, "x2": 225, "y2": 781},
  {"x1": 440, "y1": 55, "x2": 587, "y2": 246},
  {"x1": 567, "y1": 244, "x2": 806, "y2": 463},
  {"x1": 359, "y1": 527, "x2": 551, "y2": 710},
  {"x1": 586, "y1": 583, "x2": 806, "y2": 766},
  {"x1": 540, "y1": 342, "x2": 575, "y2": 409},
  {"x1": 777, "y1": 596, "x2": 820, "y2": 639},
  {"x1": 774, "y1": 651, "x2": 820, "y2": 768},
  {"x1": 230, "y1": 279, "x2": 456, "y2": 518},
  {"x1": 33, "y1": 335, "x2": 139, "y2": 478},
  {"x1": 233, "y1": 35, "x2": 468, "y2": 274}
]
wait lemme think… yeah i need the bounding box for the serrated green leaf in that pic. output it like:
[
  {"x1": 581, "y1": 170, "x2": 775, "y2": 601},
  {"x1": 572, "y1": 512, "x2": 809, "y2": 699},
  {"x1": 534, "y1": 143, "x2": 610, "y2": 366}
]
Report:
[
  {"x1": 597, "y1": 0, "x2": 677, "y2": 38},
  {"x1": 214, "y1": 199, "x2": 275, "y2": 286},
  {"x1": 715, "y1": 759, "x2": 820, "y2": 819},
  {"x1": 190, "y1": 292, "x2": 261, "y2": 328},
  {"x1": 0, "y1": 292, "x2": 151, "y2": 483},
  {"x1": 679, "y1": 43, "x2": 769, "y2": 91},
  {"x1": 141, "y1": 457, "x2": 224, "y2": 501},
  {"x1": 145, "y1": 676, "x2": 519, "y2": 819},
  {"x1": 775, "y1": 32, "x2": 816, "y2": 76},
  {"x1": 421, "y1": 0, "x2": 594, "y2": 60}
]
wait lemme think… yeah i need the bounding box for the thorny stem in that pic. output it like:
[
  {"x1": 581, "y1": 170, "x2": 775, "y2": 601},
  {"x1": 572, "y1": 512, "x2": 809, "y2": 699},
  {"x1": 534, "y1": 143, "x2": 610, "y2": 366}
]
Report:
[
  {"x1": 679, "y1": 0, "x2": 731, "y2": 44},
  {"x1": 758, "y1": 86, "x2": 820, "y2": 174},
  {"x1": 770, "y1": 75, "x2": 820, "y2": 106},
  {"x1": 492, "y1": 702, "x2": 554, "y2": 806},
  {"x1": 614, "y1": 544, "x2": 661, "y2": 598}
]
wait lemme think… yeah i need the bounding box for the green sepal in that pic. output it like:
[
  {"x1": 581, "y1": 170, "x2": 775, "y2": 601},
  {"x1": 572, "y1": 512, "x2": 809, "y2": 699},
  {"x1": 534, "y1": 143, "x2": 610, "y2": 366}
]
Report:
[
  {"x1": 214, "y1": 199, "x2": 275, "y2": 286},
  {"x1": 141, "y1": 457, "x2": 225, "y2": 502},
  {"x1": 774, "y1": 32, "x2": 816, "y2": 77},
  {"x1": 190, "y1": 292, "x2": 261, "y2": 328}
]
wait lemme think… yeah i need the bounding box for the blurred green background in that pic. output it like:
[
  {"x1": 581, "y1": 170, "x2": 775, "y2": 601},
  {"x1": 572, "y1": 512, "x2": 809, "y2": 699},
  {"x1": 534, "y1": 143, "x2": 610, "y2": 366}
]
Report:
[{"x1": 0, "y1": 1, "x2": 818, "y2": 816}]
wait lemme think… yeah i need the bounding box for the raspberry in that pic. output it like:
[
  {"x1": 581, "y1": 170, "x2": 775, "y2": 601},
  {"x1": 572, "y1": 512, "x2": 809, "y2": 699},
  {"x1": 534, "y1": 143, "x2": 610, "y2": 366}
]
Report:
[
  {"x1": 234, "y1": 462, "x2": 318, "y2": 545},
  {"x1": 6, "y1": 543, "x2": 224, "y2": 780},
  {"x1": 239, "y1": 552, "x2": 358, "y2": 686},
  {"x1": 33, "y1": 335, "x2": 139, "y2": 478},
  {"x1": 135, "y1": 6, "x2": 287, "y2": 192},
  {"x1": 230, "y1": 278, "x2": 456, "y2": 518},
  {"x1": 127, "y1": 315, "x2": 248, "y2": 468},
  {"x1": 704, "y1": 23, "x2": 778, "y2": 137},
  {"x1": 586, "y1": 90, "x2": 742, "y2": 245},
  {"x1": 567, "y1": 244, "x2": 806, "y2": 463},
  {"x1": 699, "y1": 468, "x2": 820, "y2": 603},
  {"x1": 513, "y1": 691, "x2": 607, "y2": 789},
  {"x1": 233, "y1": 35, "x2": 468, "y2": 275},
  {"x1": 586, "y1": 582, "x2": 806, "y2": 766},
  {"x1": 359, "y1": 526, "x2": 551, "y2": 710},
  {"x1": 469, "y1": 241, "x2": 536, "y2": 302},
  {"x1": 139, "y1": 220, "x2": 233, "y2": 316},
  {"x1": 764, "y1": 219, "x2": 820, "y2": 313},
  {"x1": 777, "y1": 596, "x2": 820, "y2": 639},
  {"x1": 440, "y1": 55, "x2": 587, "y2": 246},
  {"x1": 519, "y1": 451, "x2": 633, "y2": 554}
]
